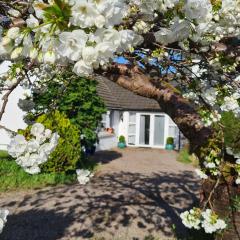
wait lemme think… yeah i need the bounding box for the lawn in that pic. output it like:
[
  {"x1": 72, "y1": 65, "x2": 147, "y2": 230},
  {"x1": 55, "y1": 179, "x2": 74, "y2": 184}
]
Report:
[
  {"x1": 177, "y1": 147, "x2": 199, "y2": 167},
  {"x1": 0, "y1": 150, "x2": 76, "y2": 192}
]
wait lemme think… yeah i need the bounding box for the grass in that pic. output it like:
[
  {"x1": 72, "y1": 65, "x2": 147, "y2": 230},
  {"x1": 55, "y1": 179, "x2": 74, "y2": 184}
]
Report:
[
  {"x1": 177, "y1": 147, "x2": 199, "y2": 167},
  {"x1": 0, "y1": 150, "x2": 76, "y2": 192}
]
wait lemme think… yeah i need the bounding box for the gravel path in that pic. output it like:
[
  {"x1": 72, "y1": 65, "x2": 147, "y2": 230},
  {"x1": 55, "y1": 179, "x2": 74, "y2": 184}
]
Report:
[{"x1": 0, "y1": 148, "x2": 200, "y2": 240}]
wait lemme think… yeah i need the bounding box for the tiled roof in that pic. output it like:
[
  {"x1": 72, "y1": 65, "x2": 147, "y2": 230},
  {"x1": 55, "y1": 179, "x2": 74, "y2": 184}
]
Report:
[{"x1": 96, "y1": 76, "x2": 161, "y2": 111}]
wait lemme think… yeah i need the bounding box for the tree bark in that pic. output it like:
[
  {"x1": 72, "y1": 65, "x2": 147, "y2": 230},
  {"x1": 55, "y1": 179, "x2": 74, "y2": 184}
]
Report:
[{"x1": 202, "y1": 180, "x2": 240, "y2": 240}]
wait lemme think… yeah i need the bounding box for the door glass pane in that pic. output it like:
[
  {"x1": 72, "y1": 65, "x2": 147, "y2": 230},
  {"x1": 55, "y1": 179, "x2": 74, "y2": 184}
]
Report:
[
  {"x1": 154, "y1": 115, "x2": 165, "y2": 146},
  {"x1": 139, "y1": 115, "x2": 150, "y2": 145}
]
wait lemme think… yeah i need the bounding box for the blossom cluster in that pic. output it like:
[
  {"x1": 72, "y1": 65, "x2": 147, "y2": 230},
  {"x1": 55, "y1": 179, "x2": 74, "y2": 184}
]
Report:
[
  {"x1": 203, "y1": 149, "x2": 221, "y2": 176},
  {"x1": 1, "y1": 0, "x2": 239, "y2": 78},
  {"x1": 0, "y1": 209, "x2": 9, "y2": 234},
  {"x1": 226, "y1": 147, "x2": 240, "y2": 184},
  {"x1": 180, "y1": 208, "x2": 227, "y2": 234},
  {"x1": 76, "y1": 169, "x2": 94, "y2": 185},
  {"x1": 195, "y1": 169, "x2": 208, "y2": 180},
  {"x1": 0, "y1": 0, "x2": 142, "y2": 76},
  {"x1": 7, "y1": 123, "x2": 59, "y2": 174},
  {"x1": 151, "y1": 0, "x2": 240, "y2": 49}
]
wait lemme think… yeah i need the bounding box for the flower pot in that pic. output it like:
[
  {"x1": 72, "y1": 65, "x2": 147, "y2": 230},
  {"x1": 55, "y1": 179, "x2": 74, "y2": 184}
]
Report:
[
  {"x1": 165, "y1": 144, "x2": 174, "y2": 150},
  {"x1": 107, "y1": 128, "x2": 114, "y2": 134},
  {"x1": 118, "y1": 142, "x2": 126, "y2": 149}
]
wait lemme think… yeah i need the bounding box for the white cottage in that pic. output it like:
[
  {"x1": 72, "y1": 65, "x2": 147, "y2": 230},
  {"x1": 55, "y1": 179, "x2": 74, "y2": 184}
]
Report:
[{"x1": 96, "y1": 77, "x2": 181, "y2": 151}]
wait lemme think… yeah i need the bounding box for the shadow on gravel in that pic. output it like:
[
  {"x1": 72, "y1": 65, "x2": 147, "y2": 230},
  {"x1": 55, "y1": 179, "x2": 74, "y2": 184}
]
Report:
[
  {"x1": 1, "y1": 171, "x2": 200, "y2": 240},
  {"x1": 1, "y1": 209, "x2": 73, "y2": 240},
  {"x1": 90, "y1": 150, "x2": 122, "y2": 164}
]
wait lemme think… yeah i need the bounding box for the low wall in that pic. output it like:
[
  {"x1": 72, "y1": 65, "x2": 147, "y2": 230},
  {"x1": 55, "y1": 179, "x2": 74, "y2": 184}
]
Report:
[{"x1": 96, "y1": 132, "x2": 118, "y2": 151}]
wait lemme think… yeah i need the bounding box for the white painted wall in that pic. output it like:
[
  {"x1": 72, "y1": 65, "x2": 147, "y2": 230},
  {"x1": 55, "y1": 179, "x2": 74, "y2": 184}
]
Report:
[
  {"x1": 118, "y1": 111, "x2": 129, "y2": 138},
  {"x1": 96, "y1": 133, "x2": 118, "y2": 151},
  {"x1": 0, "y1": 62, "x2": 27, "y2": 150}
]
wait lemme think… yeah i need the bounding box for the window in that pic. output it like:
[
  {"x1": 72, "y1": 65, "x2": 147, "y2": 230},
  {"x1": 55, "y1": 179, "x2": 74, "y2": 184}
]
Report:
[
  {"x1": 100, "y1": 113, "x2": 107, "y2": 130},
  {"x1": 99, "y1": 112, "x2": 111, "y2": 132},
  {"x1": 128, "y1": 112, "x2": 136, "y2": 145}
]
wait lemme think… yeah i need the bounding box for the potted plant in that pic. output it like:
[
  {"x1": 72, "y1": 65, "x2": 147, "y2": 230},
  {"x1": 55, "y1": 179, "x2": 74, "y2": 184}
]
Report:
[
  {"x1": 118, "y1": 135, "x2": 126, "y2": 149},
  {"x1": 166, "y1": 137, "x2": 174, "y2": 150}
]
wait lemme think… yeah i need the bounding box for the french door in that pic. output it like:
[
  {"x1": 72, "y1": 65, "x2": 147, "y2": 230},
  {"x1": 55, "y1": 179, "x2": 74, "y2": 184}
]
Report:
[{"x1": 136, "y1": 113, "x2": 165, "y2": 148}]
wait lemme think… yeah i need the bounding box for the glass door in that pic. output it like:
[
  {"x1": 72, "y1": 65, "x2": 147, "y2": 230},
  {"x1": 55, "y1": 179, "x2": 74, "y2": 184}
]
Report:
[
  {"x1": 153, "y1": 115, "x2": 165, "y2": 147},
  {"x1": 139, "y1": 114, "x2": 150, "y2": 145}
]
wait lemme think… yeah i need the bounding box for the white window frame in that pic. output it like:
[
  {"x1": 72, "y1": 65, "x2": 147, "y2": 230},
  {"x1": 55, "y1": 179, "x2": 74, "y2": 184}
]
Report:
[
  {"x1": 127, "y1": 112, "x2": 137, "y2": 145},
  {"x1": 100, "y1": 111, "x2": 111, "y2": 131}
]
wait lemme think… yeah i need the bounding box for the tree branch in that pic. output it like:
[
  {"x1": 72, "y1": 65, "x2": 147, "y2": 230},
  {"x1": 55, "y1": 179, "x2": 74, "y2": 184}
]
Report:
[{"x1": 0, "y1": 77, "x2": 22, "y2": 121}]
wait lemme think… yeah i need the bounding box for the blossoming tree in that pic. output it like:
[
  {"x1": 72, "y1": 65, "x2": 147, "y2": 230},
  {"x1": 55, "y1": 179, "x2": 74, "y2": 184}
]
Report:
[{"x1": 0, "y1": 0, "x2": 240, "y2": 238}]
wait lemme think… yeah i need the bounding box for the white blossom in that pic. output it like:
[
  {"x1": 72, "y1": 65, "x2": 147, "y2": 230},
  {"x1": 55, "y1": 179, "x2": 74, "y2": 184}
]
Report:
[
  {"x1": 181, "y1": 208, "x2": 227, "y2": 234},
  {"x1": 8, "y1": 135, "x2": 27, "y2": 158},
  {"x1": 180, "y1": 208, "x2": 201, "y2": 230},
  {"x1": 70, "y1": 0, "x2": 104, "y2": 28},
  {"x1": 27, "y1": 139, "x2": 40, "y2": 153},
  {"x1": 235, "y1": 177, "x2": 240, "y2": 184},
  {"x1": 26, "y1": 14, "x2": 39, "y2": 29},
  {"x1": 76, "y1": 169, "x2": 94, "y2": 185},
  {"x1": 73, "y1": 60, "x2": 93, "y2": 76},
  {"x1": 31, "y1": 123, "x2": 45, "y2": 137},
  {"x1": 220, "y1": 96, "x2": 240, "y2": 116},
  {"x1": 57, "y1": 30, "x2": 88, "y2": 61},
  {"x1": 201, "y1": 209, "x2": 227, "y2": 234},
  {"x1": 7, "y1": 123, "x2": 59, "y2": 175},
  {"x1": 7, "y1": 27, "x2": 20, "y2": 40},
  {"x1": 0, "y1": 209, "x2": 9, "y2": 234},
  {"x1": 183, "y1": 0, "x2": 212, "y2": 23},
  {"x1": 195, "y1": 169, "x2": 208, "y2": 179},
  {"x1": 204, "y1": 162, "x2": 216, "y2": 169}
]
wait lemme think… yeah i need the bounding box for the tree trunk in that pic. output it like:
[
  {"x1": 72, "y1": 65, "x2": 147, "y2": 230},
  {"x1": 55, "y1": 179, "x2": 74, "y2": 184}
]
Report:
[{"x1": 202, "y1": 180, "x2": 240, "y2": 240}]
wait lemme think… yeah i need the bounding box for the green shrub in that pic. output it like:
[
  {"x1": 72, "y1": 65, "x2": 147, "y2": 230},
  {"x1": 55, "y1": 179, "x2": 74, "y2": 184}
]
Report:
[
  {"x1": 221, "y1": 111, "x2": 240, "y2": 154},
  {"x1": 166, "y1": 137, "x2": 174, "y2": 145},
  {"x1": 177, "y1": 147, "x2": 192, "y2": 164},
  {"x1": 119, "y1": 135, "x2": 126, "y2": 143},
  {"x1": 25, "y1": 70, "x2": 106, "y2": 150},
  {"x1": 36, "y1": 111, "x2": 82, "y2": 173}
]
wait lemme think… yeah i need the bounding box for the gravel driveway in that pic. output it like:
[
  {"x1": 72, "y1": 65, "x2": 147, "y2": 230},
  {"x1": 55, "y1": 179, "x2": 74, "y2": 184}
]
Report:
[{"x1": 0, "y1": 148, "x2": 200, "y2": 240}]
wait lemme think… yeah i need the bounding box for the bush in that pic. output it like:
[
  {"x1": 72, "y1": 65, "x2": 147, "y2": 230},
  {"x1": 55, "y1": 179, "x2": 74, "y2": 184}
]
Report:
[
  {"x1": 166, "y1": 137, "x2": 174, "y2": 145},
  {"x1": 177, "y1": 146, "x2": 192, "y2": 164},
  {"x1": 24, "y1": 70, "x2": 106, "y2": 150},
  {"x1": 119, "y1": 135, "x2": 126, "y2": 143},
  {"x1": 177, "y1": 144, "x2": 199, "y2": 166},
  {"x1": 221, "y1": 111, "x2": 240, "y2": 154},
  {"x1": 36, "y1": 111, "x2": 82, "y2": 173}
]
